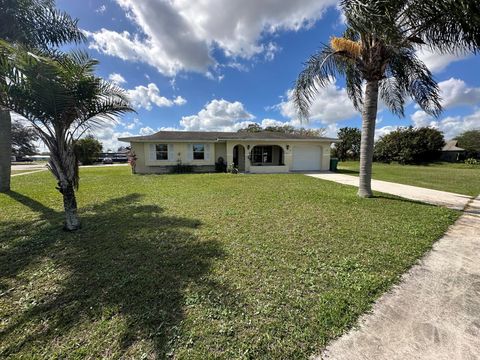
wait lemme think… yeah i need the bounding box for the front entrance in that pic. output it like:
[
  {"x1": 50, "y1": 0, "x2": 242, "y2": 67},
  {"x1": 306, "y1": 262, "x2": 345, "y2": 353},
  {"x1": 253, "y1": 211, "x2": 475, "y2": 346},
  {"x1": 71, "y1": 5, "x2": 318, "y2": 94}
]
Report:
[{"x1": 233, "y1": 145, "x2": 245, "y2": 172}]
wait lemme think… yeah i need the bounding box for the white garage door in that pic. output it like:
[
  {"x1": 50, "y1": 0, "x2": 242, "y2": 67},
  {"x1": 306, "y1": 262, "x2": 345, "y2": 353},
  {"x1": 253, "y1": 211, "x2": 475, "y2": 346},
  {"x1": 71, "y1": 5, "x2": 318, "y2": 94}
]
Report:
[{"x1": 292, "y1": 145, "x2": 322, "y2": 171}]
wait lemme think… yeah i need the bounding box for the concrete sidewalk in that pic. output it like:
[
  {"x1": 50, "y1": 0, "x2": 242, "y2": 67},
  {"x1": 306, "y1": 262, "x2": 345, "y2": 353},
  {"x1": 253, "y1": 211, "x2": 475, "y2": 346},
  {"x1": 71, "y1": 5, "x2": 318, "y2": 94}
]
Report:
[
  {"x1": 306, "y1": 172, "x2": 472, "y2": 210},
  {"x1": 317, "y1": 196, "x2": 480, "y2": 360}
]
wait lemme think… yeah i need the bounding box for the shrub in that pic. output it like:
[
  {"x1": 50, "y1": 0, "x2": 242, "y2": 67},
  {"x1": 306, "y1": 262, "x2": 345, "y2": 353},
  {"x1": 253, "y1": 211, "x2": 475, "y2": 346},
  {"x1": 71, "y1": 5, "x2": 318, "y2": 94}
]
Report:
[
  {"x1": 374, "y1": 126, "x2": 445, "y2": 164},
  {"x1": 215, "y1": 157, "x2": 227, "y2": 172},
  {"x1": 74, "y1": 135, "x2": 102, "y2": 165},
  {"x1": 465, "y1": 158, "x2": 479, "y2": 166},
  {"x1": 170, "y1": 161, "x2": 194, "y2": 174}
]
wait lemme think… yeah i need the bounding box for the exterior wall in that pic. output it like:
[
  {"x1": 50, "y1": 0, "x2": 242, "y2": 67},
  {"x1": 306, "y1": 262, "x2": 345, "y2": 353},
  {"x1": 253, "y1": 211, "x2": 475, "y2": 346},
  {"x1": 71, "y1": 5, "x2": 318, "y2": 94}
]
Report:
[
  {"x1": 215, "y1": 142, "x2": 227, "y2": 162},
  {"x1": 131, "y1": 141, "x2": 217, "y2": 174},
  {"x1": 130, "y1": 139, "x2": 333, "y2": 174},
  {"x1": 226, "y1": 140, "x2": 331, "y2": 173}
]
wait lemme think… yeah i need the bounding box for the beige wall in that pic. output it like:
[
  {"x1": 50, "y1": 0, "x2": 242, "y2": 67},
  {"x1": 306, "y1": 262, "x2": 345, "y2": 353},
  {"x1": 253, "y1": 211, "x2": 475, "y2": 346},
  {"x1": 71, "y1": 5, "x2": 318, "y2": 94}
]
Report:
[
  {"x1": 130, "y1": 140, "x2": 332, "y2": 174},
  {"x1": 226, "y1": 140, "x2": 332, "y2": 173}
]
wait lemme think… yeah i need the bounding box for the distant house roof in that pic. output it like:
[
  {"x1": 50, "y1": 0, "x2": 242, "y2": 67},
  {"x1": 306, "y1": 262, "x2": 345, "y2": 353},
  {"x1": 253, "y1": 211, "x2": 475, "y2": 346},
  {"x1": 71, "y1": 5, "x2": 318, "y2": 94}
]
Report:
[
  {"x1": 119, "y1": 131, "x2": 338, "y2": 142},
  {"x1": 442, "y1": 140, "x2": 465, "y2": 152}
]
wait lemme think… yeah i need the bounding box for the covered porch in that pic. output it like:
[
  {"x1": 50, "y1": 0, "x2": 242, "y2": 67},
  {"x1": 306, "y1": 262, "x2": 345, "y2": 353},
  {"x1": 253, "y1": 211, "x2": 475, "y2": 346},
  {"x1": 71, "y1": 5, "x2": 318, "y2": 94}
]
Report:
[{"x1": 227, "y1": 142, "x2": 290, "y2": 173}]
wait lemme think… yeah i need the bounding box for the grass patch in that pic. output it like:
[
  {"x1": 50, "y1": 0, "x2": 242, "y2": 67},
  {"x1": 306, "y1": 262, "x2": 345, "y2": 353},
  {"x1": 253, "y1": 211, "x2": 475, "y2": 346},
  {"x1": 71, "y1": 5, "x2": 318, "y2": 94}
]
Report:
[
  {"x1": 0, "y1": 167, "x2": 458, "y2": 359},
  {"x1": 338, "y1": 161, "x2": 480, "y2": 196}
]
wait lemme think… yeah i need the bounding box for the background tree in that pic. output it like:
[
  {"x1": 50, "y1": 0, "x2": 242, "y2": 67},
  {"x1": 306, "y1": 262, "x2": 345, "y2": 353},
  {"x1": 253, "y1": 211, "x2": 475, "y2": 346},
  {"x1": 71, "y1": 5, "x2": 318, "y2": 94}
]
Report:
[
  {"x1": 238, "y1": 123, "x2": 326, "y2": 137},
  {"x1": 11, "y1": 120, "x2": 38, "y2": 156},
  {"x1": 0, "y1": 49, "x2": 133, "y2": 230},
  {"x1": 293, "y1": 0, "x2": 480, "y2": 197},
  {"x1": 333, "y1": 127, "x2": 361, "y2": 161},
  {"x1": 374, "y1": 126, "x2": 445, "y2": 164},
  {"x1": 0, "y1": 0, "x2": 84, "y2": 192},
  {"x1": 74, "y1": 135, "x2": 103, "y2": 165},
  {"x1": 455, "y1": 130, "x2": 480, "y2": 158}
]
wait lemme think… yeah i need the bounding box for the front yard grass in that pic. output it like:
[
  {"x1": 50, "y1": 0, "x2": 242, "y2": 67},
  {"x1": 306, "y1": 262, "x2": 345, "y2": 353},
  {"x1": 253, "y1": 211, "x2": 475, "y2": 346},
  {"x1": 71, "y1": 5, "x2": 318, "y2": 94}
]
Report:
[
  {"x1": 338, "y1": 161, "x2": 480, "y2": 197},
  {"x1": 0, "y1": 167, "x2": 458, "y2": 359}
]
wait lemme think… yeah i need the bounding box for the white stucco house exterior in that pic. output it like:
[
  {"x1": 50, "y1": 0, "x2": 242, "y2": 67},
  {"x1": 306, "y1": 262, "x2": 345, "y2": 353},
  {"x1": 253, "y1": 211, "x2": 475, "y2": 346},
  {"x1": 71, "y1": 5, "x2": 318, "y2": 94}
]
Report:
[{"x1": 119, "y1": 131, "x2": 338, "y2": 174}]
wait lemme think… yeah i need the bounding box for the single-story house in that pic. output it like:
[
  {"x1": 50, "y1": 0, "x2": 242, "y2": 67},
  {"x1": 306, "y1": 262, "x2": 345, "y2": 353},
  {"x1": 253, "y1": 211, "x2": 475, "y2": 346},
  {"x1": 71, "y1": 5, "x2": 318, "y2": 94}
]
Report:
[
  {"x1": 440, "y1": 140, "x2": 467, "y2": 162},
  {"x1": 119, "y1": 131, "x2": 338, "y2": 174}
]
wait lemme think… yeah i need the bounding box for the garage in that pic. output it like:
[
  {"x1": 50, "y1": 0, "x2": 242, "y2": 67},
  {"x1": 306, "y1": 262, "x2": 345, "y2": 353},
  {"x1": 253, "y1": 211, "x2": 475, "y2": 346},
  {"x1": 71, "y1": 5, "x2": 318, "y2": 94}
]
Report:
[{"x1": 292, "y1": 144, "x2": 322, "y2": 171}]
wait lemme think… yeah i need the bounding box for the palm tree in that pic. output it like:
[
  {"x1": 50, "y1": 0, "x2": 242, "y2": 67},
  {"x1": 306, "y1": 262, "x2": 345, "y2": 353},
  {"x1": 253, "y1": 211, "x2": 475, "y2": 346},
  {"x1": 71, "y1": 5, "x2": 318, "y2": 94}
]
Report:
[
  {"x1": 294, "y1": 0, "x2": 480, "y2": 197},
  {"x1": 0, "y1": 0, "x2": 84, "y2": 193},
  {"x1": 0, "y1": 48, "x2": 133, "y2": 230}
]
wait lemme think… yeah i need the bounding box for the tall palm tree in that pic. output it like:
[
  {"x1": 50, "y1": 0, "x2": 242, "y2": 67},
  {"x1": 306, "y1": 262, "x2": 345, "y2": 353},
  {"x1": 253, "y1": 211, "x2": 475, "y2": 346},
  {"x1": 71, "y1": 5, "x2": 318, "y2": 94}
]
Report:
[
  {"x1": 0, "y1": 0, "x2": 84, "y2": 193},
  {"x1": 0, "y1": 48, "x2": 133, "y2": 230},
  {"x1": 294, "y1": 0, "x2": 480, "y2": 197}
]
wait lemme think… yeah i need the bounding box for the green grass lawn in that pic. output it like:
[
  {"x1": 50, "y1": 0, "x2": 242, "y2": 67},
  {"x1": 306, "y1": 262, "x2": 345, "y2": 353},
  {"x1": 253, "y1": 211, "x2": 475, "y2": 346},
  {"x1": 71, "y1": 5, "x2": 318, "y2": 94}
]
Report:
[
  {"x1": 338, "y1": 161, "x2": 480, "y2": 197},
  {"x1": 0, "y1": 167, "x2": 458, "y2": 359}
]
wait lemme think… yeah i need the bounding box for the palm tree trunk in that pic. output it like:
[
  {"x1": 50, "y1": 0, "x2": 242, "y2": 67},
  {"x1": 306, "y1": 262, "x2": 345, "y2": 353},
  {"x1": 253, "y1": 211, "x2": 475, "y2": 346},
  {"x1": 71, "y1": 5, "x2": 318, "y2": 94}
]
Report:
[
  {"x1": 0, "y1": 109, "x2": 12, "y2": 193},
  {"x1": 60, "y1": 182, "x2": 81, "y2": 231},
  {"x1": 358, "y1": 80, "x2": 379, "y2": 198}
]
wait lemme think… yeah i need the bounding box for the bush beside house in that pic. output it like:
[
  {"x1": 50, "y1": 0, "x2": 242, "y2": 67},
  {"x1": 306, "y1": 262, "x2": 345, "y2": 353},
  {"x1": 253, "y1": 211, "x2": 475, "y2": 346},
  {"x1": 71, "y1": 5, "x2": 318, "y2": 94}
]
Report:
[{"x1": 374, "y1": 127, "x2": 445, "y2": 164}]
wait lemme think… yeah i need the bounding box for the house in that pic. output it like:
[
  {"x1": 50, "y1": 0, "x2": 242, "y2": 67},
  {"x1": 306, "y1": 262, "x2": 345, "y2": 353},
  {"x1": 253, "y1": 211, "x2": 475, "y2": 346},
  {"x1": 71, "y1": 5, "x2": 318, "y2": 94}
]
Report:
[
  {"x1": 440, "y1": 140, "x2": 467, "y2": 162},
  {"x1": 118, "y1": 131, "x2": 338, "y2": 174}
]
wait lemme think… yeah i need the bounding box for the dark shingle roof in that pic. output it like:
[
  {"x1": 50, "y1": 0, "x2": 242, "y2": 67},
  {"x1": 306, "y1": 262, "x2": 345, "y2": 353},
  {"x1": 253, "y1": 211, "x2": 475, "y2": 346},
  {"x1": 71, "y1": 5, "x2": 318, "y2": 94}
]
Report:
[{"x1": 119, "y1": 131, "x2": 337, "y2": 142}]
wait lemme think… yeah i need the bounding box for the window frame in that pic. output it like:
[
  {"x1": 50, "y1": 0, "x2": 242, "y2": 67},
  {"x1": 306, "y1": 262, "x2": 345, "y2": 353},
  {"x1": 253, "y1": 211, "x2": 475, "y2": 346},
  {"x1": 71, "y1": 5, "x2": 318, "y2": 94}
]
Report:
[
  {"x1": 155, "y1": 144, "x2": 169, "y2": 160},
  {"x1": 252, "y1": 146, "x2": 273, "y2": 164},
  {"x1": 192, "y1": 144, "x2": 205, "y2": 160}
]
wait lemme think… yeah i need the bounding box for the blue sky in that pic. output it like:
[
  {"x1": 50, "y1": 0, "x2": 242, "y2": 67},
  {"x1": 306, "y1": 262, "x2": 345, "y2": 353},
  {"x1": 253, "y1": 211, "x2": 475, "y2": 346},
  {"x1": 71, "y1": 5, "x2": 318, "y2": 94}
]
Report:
[{"x1": 56, "y1": 0, "x2": 480, "y2": 150}]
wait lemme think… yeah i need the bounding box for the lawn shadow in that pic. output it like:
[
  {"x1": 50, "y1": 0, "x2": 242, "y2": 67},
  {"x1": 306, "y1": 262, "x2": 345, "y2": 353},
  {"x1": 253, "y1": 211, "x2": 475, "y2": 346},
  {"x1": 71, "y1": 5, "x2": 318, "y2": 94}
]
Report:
[
  {"x1": 373, "y1": 194, "x2": 439, "y2": 208},
  {"x1": 0, "y1": 193, "x2": 230, "y2": 358},
  {"x1": 336, "y1": 169, "x2": 359, "y2": 175}
]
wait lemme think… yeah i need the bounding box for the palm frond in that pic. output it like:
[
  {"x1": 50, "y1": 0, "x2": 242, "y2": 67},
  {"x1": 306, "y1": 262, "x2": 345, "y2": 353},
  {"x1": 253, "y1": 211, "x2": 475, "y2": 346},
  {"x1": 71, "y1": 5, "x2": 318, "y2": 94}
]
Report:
[
  {"x1": 387, "y1": 48, "x2": 441, "y2": 117},
  {"x1": 293, "y1": 45, "x2": 347, "y2": 120}
]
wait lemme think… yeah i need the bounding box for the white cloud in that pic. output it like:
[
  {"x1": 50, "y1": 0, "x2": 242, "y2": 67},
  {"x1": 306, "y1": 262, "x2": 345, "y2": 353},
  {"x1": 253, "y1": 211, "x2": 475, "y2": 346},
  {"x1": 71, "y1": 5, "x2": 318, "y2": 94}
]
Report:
[
  {"x1": 179, "y1": 99, "x2": 255, "y2": 131},
  {"x1": 87, "y1": 0, "x2": 337, "y2": 75},
  {"x1": 437, "y1": 78, "x2": 480, "y2": 108},
  {"x1": 417, "y1": 48, "x2": 469, "y2": 73},
  {"x1": 277, "y1": 79, "x2": 359, "y2": 125},
  {"x1": 411, "y1": 110, "x2": 480, "y2": 140},
  {"x1": 173, "y1": 96, "x2": 187, "y2": 106},
  {"x1": 127, "y1": 83, "x2": 187, "y2": 110},
  {"x1": 139, "y1": 126, "x2": 155, "y2": 135},
  {"x1": 96, "y1": 4, "x2": 107, "y2": 14},
  {"x1": 375, "y1": 125, "x2": 398, "y2": 140},
  {"x1": 108, "y1": 72, "x2": 127, "y2": 85},
  {"x1": 123, "y1": 117, "x2": 142, "y2": 130}
]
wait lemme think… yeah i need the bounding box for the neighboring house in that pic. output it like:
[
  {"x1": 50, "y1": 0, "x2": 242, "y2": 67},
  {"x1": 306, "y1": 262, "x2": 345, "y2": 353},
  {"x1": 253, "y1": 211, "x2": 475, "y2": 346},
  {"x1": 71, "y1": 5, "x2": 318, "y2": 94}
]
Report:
[
  {"x1": 118, "y1": 131, "x2": 338, "y2": 174},
  {"x1": 440, "y1": 140, "x2": 467, "y2": 162}
]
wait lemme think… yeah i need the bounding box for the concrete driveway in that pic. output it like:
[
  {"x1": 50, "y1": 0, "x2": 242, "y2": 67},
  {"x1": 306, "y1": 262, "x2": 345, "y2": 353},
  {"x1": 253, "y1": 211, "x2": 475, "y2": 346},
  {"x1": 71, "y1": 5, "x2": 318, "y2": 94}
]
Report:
[
  {"x1": 306, "y1": 172, "x2": 480, "y2": 360},
  {"x1": 306, "y1": 172, "x2": 472, "y2": 210},
  {"x1": 317, "y1": 196, "x2": 480, "y2": 360}
]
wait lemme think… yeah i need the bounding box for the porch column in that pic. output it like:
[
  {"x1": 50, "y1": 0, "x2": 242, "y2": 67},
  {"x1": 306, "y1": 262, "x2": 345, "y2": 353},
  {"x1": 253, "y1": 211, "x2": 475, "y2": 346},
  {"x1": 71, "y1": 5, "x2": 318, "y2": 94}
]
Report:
[
  {"x1": 244, "y1": 143, "x2": 251, "y2": 172},
  {"x1": 226, "y1": 141, "x2": 234, "y2": 167}
]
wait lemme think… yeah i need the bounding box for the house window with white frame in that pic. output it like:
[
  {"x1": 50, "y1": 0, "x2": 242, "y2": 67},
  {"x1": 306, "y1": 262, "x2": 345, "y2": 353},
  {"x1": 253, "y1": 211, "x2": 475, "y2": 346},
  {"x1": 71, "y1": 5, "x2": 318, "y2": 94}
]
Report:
[
  {"x1": 156, "y1": 144, "x2": 169, "y2": 160},
  {"x1": 192, "y1": 144, "x2": 205, "y2": 160}
]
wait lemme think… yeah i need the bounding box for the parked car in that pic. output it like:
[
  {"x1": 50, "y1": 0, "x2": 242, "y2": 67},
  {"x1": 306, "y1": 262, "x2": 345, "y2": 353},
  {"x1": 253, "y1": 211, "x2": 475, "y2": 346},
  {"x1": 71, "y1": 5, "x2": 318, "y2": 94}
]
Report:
[{"x1": 103, "y1": 157, "x2": 113, "y2": 164}]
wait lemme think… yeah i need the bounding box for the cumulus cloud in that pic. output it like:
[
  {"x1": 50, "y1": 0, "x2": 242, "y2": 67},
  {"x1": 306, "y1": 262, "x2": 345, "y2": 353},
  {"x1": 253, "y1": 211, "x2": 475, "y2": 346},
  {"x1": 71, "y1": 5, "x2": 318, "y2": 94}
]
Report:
[
  {"x1": 87, "y1": 0, "x2": 337, "y2": 75},
  {"x1": 180, "y1": 99, "x2": 255, "y2": 131},
  {"x1": 108, "y1": 72, "x2": 127, "y2": 85},
  {"x1": 437, "y1": 78, "x2": 480, "y2": 108},
  {"x1": 127, "y1": 83, "x2": 187, "y2": 110},
  {"x1": 417, "y1": 48, "x2": 469, "y2": 73},
  {"x1": 411, "y1": 110, "x2": 480, "y2": 140},
  {"x1": 276, "y1": 79, "x2": 359, "y2": 125}
]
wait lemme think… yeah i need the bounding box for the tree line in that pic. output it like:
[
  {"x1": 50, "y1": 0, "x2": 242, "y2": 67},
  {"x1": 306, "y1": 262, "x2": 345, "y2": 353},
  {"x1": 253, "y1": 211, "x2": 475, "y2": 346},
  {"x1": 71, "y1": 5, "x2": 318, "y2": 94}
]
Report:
[{"x1": 333, "y1": 126, "x2": 480, "y2": 164}]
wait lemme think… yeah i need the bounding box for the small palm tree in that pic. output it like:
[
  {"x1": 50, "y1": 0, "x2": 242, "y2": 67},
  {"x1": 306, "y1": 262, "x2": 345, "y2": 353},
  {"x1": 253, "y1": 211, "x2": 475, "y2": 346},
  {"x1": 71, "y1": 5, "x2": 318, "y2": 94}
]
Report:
[
  {"x1": 0, "y1": 0, "x2": 84, "y2": 193},
  {"x1": 294, "y1": 0, "x2": 480, "y2": 197},
  {"x1": 0, "y1": 48, "x2": 133, "y2": 230}
]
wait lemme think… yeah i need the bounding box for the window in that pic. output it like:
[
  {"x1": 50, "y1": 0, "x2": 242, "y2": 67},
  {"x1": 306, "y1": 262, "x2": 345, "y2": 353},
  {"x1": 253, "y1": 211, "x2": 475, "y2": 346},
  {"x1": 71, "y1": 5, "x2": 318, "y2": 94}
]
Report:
[
  {"x1": 193, "y1": 144, "x2": 205, "y2": 160},
  {"x1": 252, "y1": 146, "x2": 272, "y2": 164},
  {"x1": 156, "y1": 144, "x2": 168, "y2": 160}
]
